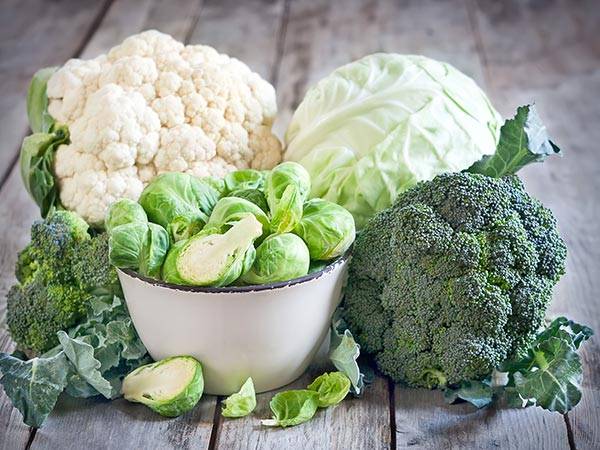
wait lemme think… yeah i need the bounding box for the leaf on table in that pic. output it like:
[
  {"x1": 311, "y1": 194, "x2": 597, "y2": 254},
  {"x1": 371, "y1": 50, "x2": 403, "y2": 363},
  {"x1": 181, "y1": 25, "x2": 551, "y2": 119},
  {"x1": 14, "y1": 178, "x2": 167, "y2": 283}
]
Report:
[
  {"x1": 467, "y1": 104, "x2": 561, "y2": 177},
  {"x1": 221, "y1": 377, "x2": 256, "y2": 418},
  {"x1": 261, "y1": 390, "x2": 320, "y2": 427},
  {"x1": 444, "y1": 380, "x2": 494, "y2": 409},
  {"x1": 329, "y1": 312, "x2": 365, "y2": 395},
  {"x1": 0, "y1": 351, "x2": 70, "y2": 428}
]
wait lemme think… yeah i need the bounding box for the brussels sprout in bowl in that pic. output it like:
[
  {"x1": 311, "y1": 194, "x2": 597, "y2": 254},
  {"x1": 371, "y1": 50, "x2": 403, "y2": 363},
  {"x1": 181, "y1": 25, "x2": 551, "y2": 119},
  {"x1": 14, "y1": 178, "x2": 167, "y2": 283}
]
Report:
[{"x1": 117, "y1": 253, "x2": 349, "y2": 395}]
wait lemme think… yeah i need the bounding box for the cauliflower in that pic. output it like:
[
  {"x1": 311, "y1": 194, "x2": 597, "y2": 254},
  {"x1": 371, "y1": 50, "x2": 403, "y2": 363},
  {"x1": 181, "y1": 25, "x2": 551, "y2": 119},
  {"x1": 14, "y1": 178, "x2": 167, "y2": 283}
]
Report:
[{"x1": 30, "y1": 30, "x2": 281, "y2": 226}]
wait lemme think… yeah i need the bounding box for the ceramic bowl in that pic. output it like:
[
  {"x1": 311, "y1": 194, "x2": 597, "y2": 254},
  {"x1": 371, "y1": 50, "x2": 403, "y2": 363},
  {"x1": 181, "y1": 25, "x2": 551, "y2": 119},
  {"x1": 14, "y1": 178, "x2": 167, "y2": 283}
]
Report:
[{"x1": 117, "y1": 256, "x2": 348, "y2": 395}]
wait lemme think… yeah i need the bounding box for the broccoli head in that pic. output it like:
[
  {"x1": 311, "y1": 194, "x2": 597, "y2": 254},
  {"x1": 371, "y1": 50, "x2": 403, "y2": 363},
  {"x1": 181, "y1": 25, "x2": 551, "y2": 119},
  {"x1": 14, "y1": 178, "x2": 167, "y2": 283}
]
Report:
[
  {"x1": 6, "y1": 211, "x2": 118, "y2": 354},
  {"x1": 343, "y1": 172, "x2": 567, "y2": 388}
]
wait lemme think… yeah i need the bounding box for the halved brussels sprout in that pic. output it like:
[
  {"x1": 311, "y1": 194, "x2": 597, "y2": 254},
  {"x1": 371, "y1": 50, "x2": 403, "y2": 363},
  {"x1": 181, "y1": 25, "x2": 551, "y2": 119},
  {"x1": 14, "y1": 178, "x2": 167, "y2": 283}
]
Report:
[
  {"x1": 139, "y1": 173, "x2": 220, "y2": 242},
  {"x1": 294, "y1": 198, "x2": 355, "y2": 260},
  {"x1": 206, "y1": 197, "x2": 270, "y2": 237},
  {"x1": 122, "y1": 356, "x2": 204, "y2": 417},
  {"x1": 108, "y1": 222, "x2": 148, "y2": 269},
  {"x1": 224, "y1": 169, "x2": 266, "y2": 192},
  {"x1": 138, "y1": 223, "x2": 170, "y2": 278},
  {"x1": 162, "y1": 215, "x2": 262, "y2": 286},
  {"x1": 265, "y1": 162, "x2": 311, "y2": 233},
  {"x1": 230, "y1": 188, "x2": 269, "y2": 213},
  {"x1": 105, "y1": 199, "x2": 147, "y2": 232},
  {"x1": 240, "y1": 233, "x2": 310, "y2": 285}
]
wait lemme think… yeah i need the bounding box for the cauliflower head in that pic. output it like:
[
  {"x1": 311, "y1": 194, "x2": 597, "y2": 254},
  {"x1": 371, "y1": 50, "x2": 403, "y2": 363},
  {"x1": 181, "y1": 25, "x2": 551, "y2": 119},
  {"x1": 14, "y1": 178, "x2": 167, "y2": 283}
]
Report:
[{"x1": 44, "y1": 30, "x2": 281, "y2": 226}]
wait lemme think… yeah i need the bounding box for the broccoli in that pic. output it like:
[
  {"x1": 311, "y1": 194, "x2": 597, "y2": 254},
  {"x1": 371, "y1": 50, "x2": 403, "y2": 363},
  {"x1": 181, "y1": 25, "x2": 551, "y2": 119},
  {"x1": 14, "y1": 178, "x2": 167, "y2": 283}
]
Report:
[
  {"x1": 342, "y1": 172, "x2": 567, "y2": 388},
  {"x1": 6, "y1": 211, "x2": 119, "y2": 354}
]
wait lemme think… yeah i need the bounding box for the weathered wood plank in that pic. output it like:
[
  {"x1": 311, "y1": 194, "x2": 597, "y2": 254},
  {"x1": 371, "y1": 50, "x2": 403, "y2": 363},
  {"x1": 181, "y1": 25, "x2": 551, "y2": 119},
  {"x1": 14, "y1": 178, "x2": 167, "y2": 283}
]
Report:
[
  {"x1": 30, "y1": 395, "x2": 217, "y2": 450},
  {"x1": 470, "y1": 1, "x2": 600, "y2": 448},
  {"x1": 187, "y1": 0, "x2": 287, "y2": 82},
  {"x1": 215, "y1": 355, "x2": 391, "y2": 450},
  {"x1": 395, "y1": 387, "x2": 570, "y2": 449},
  {"x1": 0, "y1": 0, "x2": 111, "y2": 185}
]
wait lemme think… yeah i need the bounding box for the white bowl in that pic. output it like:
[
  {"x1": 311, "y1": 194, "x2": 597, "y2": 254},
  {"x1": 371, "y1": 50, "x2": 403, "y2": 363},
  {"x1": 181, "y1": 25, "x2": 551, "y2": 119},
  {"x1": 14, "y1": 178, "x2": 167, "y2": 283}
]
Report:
[{"x1": 117, "y1": 257, "x2": 348, "y2": 395}]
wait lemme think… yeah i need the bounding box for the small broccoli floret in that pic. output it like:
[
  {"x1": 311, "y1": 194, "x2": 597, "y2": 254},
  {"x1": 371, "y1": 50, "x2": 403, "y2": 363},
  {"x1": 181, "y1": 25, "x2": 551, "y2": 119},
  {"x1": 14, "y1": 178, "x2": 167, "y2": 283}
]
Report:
[
  {"x1": 6, "y1": 211, "x2": 118, "y2": 354},
  {"x1": 343, "y1": 172, "x2": 567, "y2": 388}
]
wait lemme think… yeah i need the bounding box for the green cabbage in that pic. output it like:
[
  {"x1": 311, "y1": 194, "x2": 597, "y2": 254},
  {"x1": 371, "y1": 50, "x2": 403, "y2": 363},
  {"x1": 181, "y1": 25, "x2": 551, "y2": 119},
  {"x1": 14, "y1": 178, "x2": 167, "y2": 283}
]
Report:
[{"x1": 285, "y1": 54, "x2": 502, "y2": 228}]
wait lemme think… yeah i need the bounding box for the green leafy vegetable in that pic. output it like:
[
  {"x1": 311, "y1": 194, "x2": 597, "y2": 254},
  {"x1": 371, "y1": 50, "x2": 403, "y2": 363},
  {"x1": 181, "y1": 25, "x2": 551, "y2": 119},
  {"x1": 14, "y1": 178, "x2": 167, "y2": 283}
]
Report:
[
  {"x1": 285, "y1": 54, "x2": 503, "y2": 228},
  {"x1": 105, "y1": 199, "x2": 148, "y2": 232},
  {"x1": 240, "y1": 233, "x2": 310, "y2": 285},
  {"x1": 294, "y1": 198, "x2": 355, "y2": 260},
  {"x1": 329, "y1": 315, "x2": 365, "y2": 395},
  {"x1": 444, "y1": 380, "x2": 494, "y2": 409},
  {"x1": 139, "y1": 172, "x2": 219, "y2": 242},
  {"x1": 230, "y1": 188, "x2": 269, "y2": 213},
  {"x1": 108, "y1": 223, "x2": 148, "y2": 269},
  {"x1": 162, "y1": 215, "x2": 261, "y2": 286},
  {"x1": 122, "y1": 356, "x2": 204, "y2": 417},
  {"x1": 261, "y1": 390, "x2": 320, "y2": 427},
  {"x1": 221, "y1": 377, "x2": 257, "y2": 418},
  {"x1": 138, "y1": 223, "x2": 170, "y2": 278},
  {"x1": 224, "y1": 169, "x2": 265, "y2": 192},
  {"x1": 27, "y1": 67, "x2": 57, "y2": 134},
  {"x1": 468, "y1": 104, "x2": 561, "y2": 177},
  {"x1": 19, "y1": 124, "x2": 70, "y2": 218},
  {"x1": 0, "y1": 351, "x2": 70, "y2": 428},
  {"x1": 265, "y1": 162, "x2": 310, "y2": 233},
  {"x1": 206, "y1": 196, "x2": 270, "y2": 237},
  {"x1": 307, "y1": 372, "x2": 351, "y2": 407}
]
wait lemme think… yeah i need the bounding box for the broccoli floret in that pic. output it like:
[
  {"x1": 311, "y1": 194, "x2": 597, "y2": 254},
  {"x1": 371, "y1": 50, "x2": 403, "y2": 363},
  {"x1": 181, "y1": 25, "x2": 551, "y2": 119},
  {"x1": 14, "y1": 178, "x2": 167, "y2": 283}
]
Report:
[
  {"x1": 343, "y1": 172, "x2": 566, "y2": 388},
  {"x1": 6, "y1": 211, "x2": 117, "y2": 354}
]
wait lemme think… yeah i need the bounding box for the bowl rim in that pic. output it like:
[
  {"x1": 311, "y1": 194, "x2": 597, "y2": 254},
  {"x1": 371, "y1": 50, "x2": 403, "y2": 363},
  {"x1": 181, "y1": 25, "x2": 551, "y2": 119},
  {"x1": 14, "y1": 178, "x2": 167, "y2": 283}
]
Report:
[{"x1": 119, "y1": 251, "x2": 350, "y2": 294}]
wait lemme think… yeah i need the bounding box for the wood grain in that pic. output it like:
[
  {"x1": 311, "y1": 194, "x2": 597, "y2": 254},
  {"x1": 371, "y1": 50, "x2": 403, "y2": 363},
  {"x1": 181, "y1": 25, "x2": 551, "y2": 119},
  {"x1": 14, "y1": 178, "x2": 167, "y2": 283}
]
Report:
[
  {"x1": 470, "y1": 0, "x2": 600, "y2": 448},
  {"x1": 0, "y1": 0, "x2": 111, "y2": 186}
]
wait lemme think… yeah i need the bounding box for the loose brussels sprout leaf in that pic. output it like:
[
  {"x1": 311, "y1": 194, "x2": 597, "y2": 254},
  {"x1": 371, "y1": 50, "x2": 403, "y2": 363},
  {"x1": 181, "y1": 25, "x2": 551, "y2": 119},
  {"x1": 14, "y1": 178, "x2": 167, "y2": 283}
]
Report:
[
  {"x1": 240, "y1": 233, "x2": 309, "y2": 285},
  {"x1": 269, "y1": 184, "x2": 304, "y2": 233},
  {"x1": 206, "y1": 197, "x2": 270, "y2": 237},
  {"x1": 139, "y1": 173, "x2": 219, "y2": 242},
  {"x1": 122, "y1": 356, "x2": 204, "y2": 417},
  {"x1": 165, "y1": 215, "x2": 262, "y2": 287},
  {"x1": 221, "y1": 377, "x2": 257, "y2": 418},
  {"x1": 105, "y1": 199, "x2": 148, "y2": 232},
  {"x1": 224, "y1": 169, "x2": 266, "y2": 192},
  {"x1": 230, "y1": 188, "x2": 269, "y2": 213},
  {"x1": 329, "y1": 316, "x2": 365, "y2": 395},
  {"x1": 444, "y1": 380, "x2": 494, "y2": 409},
  {"x1": 261, "y1": 390, "x2": 320, "y2": 427},
  {"x1": 108, "y1": 223, "x2": 148, "y2": 269},
  {"x1": 265, "y1": 162, "x2": 310, "y2": 233},
  {"x1": 138, "y1": 223, "x2": 170, "y2": 279},
  {"x1": 307, "y1": 372, "x2": 351, "y2": 407},
  {"x1": 294, "y1": 199, "x2": 355, "y2": 260}
]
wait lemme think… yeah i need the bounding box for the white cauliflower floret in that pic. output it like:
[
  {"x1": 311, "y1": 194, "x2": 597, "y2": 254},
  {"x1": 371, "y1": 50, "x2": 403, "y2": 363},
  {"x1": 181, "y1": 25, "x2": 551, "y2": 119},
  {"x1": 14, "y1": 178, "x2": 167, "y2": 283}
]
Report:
[{"x1": 44, "y1": 30, "x2": 282, "y2": 225}]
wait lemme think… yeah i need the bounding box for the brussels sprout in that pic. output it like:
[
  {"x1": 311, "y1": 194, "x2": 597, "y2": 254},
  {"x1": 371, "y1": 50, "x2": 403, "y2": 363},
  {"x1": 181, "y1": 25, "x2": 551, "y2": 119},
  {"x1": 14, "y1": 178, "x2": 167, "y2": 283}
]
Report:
[
  {"x1": 105, "y1": 199, "x2": 147, "y2": 232},
  {"x1": 122, "y1": 356, "x2": 204, "y2": 417},
  {"x1": 265, "y1": 163, "x2": 310, "y2": 233},
  {"x1": 224, "y1": 169, "x2": 266, "y2": 192},
  {"x1": 108, "y1": 222, "x2": 148, "y2": 269},
  {"x1": 230, "y1": 188, "x2": 269, "y2": 213},
  {"x1": 199, "y1": 176, "x2": 227, "y2": 198},
  {"x1": 139, "y1": 173, "x2": 220, "y2": 242},
  {"x1": 206, "y1": 197, "x2": 270, "y2": 237},
  {"x1": 138, "y1": 223, "x2": 170, "y2": 278},
  {"x1": 240, "y1": 233, "x2": 310, "y2": 285},
  {"x1": 294, "y1": 199, "x2": 355, "y2": 260},
  {"x1": 162, "y1": 215, "x2": 262, "y2": 286}
]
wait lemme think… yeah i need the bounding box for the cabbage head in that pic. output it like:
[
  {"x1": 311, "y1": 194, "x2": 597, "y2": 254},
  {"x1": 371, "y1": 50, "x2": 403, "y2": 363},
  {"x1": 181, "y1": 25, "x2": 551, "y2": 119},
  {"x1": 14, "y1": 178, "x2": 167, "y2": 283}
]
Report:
[{"x1": 284, "y1": 54, "x2": 502, "y2": 228}]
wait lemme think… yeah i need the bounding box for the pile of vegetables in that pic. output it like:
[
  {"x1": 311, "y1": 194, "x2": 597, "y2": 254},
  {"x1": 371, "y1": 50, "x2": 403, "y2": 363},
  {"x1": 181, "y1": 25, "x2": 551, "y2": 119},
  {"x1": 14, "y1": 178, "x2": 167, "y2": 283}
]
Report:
[
  {"x1": 105, "y1": 162, "x2": 355, "y2": 287},
  {"x1": 0, "y1": 30, "x2": 594, "y2": 430}
]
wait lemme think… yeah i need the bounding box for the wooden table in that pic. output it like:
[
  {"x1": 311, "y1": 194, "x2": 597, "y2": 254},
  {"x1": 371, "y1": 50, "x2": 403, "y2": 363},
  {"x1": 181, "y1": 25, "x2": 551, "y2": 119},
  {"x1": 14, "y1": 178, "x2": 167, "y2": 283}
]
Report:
[{"x1": 1, "y1": 1, "x2": 598, "y2": 448}]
